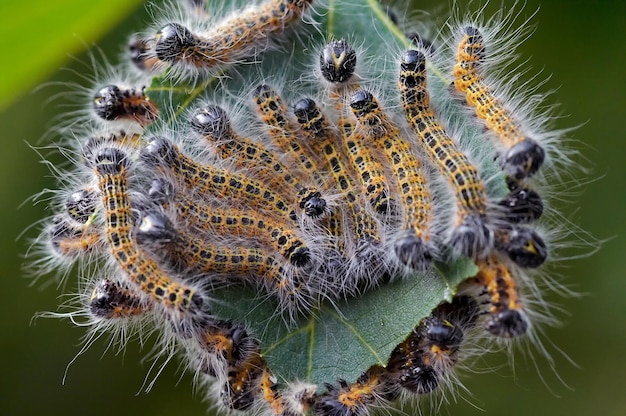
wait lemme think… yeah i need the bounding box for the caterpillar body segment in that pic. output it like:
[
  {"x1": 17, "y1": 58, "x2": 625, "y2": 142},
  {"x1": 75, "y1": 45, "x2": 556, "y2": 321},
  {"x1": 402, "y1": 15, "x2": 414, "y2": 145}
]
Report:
[
  {"x1": 251, "y1": 84, "x2": 329, "y2": 187},
  {"x1": 317, "y1": 39, "x2": 380, "y2": 226},
  {"x1": 93, "y1": 147, "x2": 205, "y2": 322},
  {"x1": 167, "y1": 193, "x2": 312, "y2": 267},
  {"x1": 188, "y1": 318, "x2": 267, "y2": 412},
  {"x1": 318, "y1": 38, "x2": 362, "y2": 142},
  {"x1": 222, "y1": 352, "x2": 266, "y2": 411},
  {"x1": 293, "y1": 97, "x2": 335, "y2": 150},
  {"x1": 343, "y1": 129, "x2": 394, "y2": 217},
  {"x1": 139, "y1": 136, "x2": 299, "y2": 223},
  {"x1": 292, "y1": 97, "x2": 353, "y2": 236},
  {"x1": 399, "y1": 49, "x2": 493, "y2": 260},
  {"x1": 349, "y1": 88, "x2": 435, "y2": 271},
  {"x1": 190, "y1": 104, "x2": 301, "y2": 186},
  {"x1": 387, "y1": 335, "x2": 439, "y2": 395},
  {"x1": 259, "y1": 368, "x2": 286, "y2": 415},
  {"x1": 318, "y1": 39, "x2": 362, "y2": 142},
  {"x1": 386, "y1": 295, "x2": 479, "y2": 396},
  {"x1": 149, "y1": 0, "x2": 314, "y2": 82},
  {"x1": 133, "y1": 210, "x2": 315, "y2": 316},
  {"x1": 472, "y1": 256, "x2": 529, "y2": 338},
  {"x1": 190, "y1": 103, "x2": 330, "y2": 219},
  {"x1": 257, "y1": 369, "x2": 319, "y2": 416},
  {"x1": 136, "y1": 211, "x2": 287, "y2": 277},
  {"x1": 452, "y1": 26, "x2": 545, "y2": 180},
  {"x1": 292, "y1": 96, "x2": 347, "y2": 232},
  {"x1": 315, "y1": 366, "x2": 394, "y2": 416},
  {"x1": 199, "y1": 320, "x2": 256, "y2": 367},
  {"x1": 256, "y1": 371, "x2": 318, "y2": 416},
  {"x1": 191, "y1": 318, "x2": 260, "y2": 380},
  {"x1": 147, "y1": 178, "x2": 315, "y2": 270}
]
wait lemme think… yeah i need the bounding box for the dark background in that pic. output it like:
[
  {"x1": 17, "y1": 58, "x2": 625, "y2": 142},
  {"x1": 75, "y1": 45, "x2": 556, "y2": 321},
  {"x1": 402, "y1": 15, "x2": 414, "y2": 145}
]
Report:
[{"x1": 1, "y1": 1, "x2": 624, "y2": 415}]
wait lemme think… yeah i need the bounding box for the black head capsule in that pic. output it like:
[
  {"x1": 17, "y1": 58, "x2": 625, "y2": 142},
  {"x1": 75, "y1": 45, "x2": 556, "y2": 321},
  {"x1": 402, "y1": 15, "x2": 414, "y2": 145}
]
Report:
[
  {"x1": 399, "y1": 50, "x2": 427, "y2": 104},
  {"x1": 401, "y1": 49, "x2": 426, "y2": 72},
  {"x1": 388, "y1": 342, "x2": 439, "y2": 395},
  {"x1": 48, "y1": 216, "x2": 78, "y2": 251},
  {"x1": 93, "y1": 85, "x2": 158, "y2": 125},
  {"x1": 82, "y1": 131, "x2": 136, "y2": 167},
  {"x1": 436, "y1": 295, "x2": 480, "y2": 329},
  {"x1": 93, "y1": 147, "x2": 129, "y2": 174},
  {"x1": 154, "y1": 23, "x2": 195, "y2": 62},
  {"x1": 404, "y1": 365, "x2": 439, "y2": 394},
  {"x1": 83, "y1": 135, "x2": 107, "y2": 166},
  {"x1": 148, "y1": 178, "x2": 175, "y2": 205},
  {"x1": 464, "y1": 25, "x2": 482, "y2": 39},
  {"x1": 135, "y1": 212, "x2": 177, "y2": 246},
  {"x1": 349, "y1": 89, "x2": 376, "y2": 117},
  {"x1": 503, "y1": 137, "x2": 545, "y2": 180},
  {"x1": 424, "y1": 318, "x2": 464, "y2": 349},
  {"x1": 89, "y1": 278, "x2": 145, "y2": 319},
  {"x1": 93, "y1": 85, "x2": 124, "y2": 121},
  {"x1": 128, "y1": 36, "x2": 153, "y2": 71},
  {"x1": 319, "y1": 39, "x2": 357, "y2": 84},
  {"x1": 497, "y1": 225, "x2": 548, "y2": 269},
  {"x1": 140, "y1": 136, "x2": 179, "y2": 167},
  {"x1": 449, "y1": 213, "x2": 493, "y2": 260},
  {"x1": 498, "y1": 180, "x2": 544, "y2": 223},
  {"x1": 293, "y1": 97, "x2": 317, "y2": 121},
  {"x1": 190, "y1": 105, "x2": 231, "y2": 138},
  {"x1": 486, "y1": 309, "x2": 529, "y2": 338},
  {"x1": 293, "y1": 97, "x2": 325, "y2": 135},
  {"x1": 394, "y1": 232, "x2": 434, "y2": 271},
  {"x1": 229, "y1": 324, "x2": 258, "y2": 366},
  {"x1": 252, "y1": 83, "x2": 273, "y2": 103},
  {"x1": 128, "y1": 37, "x2": 148, "y2": 68},
  {"x1": 299, "y1": 189, "x2": 327, "y2": 218},
  {"x1": 66, "y1": 189, "x2": 97, "y2": 224}
]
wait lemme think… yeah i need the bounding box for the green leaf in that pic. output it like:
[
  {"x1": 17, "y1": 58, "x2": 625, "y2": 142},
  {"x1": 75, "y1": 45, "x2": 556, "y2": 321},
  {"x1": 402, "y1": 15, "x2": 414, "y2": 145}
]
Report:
[
  {"x1": 147, "y1": 0, "x2": 482, "y2": 387},
  {"x1": 0, "y1": 0, "x2": 144, "y2": 110},
  {"x1": 212, "y1": 258, "x2": 476, "y2": 386}
]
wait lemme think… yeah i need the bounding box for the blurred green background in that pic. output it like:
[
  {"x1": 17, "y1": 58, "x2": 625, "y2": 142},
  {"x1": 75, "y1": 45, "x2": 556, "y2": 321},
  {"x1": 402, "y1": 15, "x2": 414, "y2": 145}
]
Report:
[{"x1": 0, "y1": 1, "x2": 624, "y2": 415}]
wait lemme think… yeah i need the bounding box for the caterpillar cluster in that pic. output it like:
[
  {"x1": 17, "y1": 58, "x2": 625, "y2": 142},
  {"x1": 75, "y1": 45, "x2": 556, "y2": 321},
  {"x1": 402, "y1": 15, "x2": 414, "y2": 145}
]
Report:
[{"x1": 29, "y1": 0, "x2": 584, "y2": 415}]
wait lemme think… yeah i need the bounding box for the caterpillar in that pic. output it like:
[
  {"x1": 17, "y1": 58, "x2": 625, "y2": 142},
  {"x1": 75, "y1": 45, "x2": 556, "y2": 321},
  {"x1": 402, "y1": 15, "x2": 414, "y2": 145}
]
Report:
[
  {"x1": 93, "y1": 147, "x2": 206, "y2": 325},
  {"x1": 399, "y1": 48, "x2": 492, "y2": 259},
  {"x1": 147, "y1": 0, "x2": 314, "y2": 82},
  {"x1": 349, "y1": 88, "x2": 435, "y2": 270},
  {"x1": 452, "y1": 25, "x2": 545, "y2": 181}
]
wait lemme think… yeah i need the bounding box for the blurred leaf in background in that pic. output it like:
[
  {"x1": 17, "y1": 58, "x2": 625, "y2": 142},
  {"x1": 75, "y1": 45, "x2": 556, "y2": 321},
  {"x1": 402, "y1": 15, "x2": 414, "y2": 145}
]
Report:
[{"x1": 0, "y1": 0, "x2": 145, "y2": 110}]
